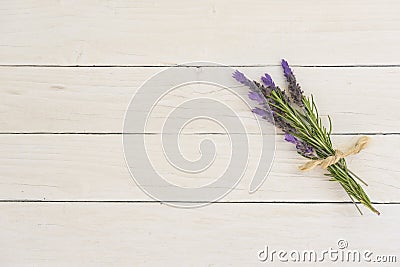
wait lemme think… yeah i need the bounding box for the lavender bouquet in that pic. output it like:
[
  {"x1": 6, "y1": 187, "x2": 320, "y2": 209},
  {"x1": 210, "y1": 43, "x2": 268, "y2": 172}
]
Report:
[{"x1": 233, "y1": 60, "x2": 379, "y2": 215}]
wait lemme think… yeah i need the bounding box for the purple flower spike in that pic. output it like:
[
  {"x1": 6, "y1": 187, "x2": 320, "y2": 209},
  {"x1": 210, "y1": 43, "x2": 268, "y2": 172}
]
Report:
[
  {"x1": 296, "y1": 142, "x2": 315, "y2": 158},
  {"x1": 284, "y1": 133, "x2": 298, "y2": 144},
  {"x1": 281, "y1": 59, "x2": 304, "y2": 107},
  {"x1": 281, "y1": 59, "x2": 292, "y2": 77},
  {"x1": 248, "y1": 91, "x2": 265, "y2": 104},
  {"x1": 261, "y1": 73, "x2": 275, "y2": 88},
  {"x1": 284, "y1": 133, "x2": 315, "y2": 158},
  {"x1": 232, "y1": 70, "x2": 259, "y2": 91},
  {"x1": 252, "y1": 107, "x2": 268, "y2": 117},
  {"x1": 232, "y1": 70, "x2": 248, "y2": 84},
  {"x1": 304, "y1": 146, "x2": 314, "y2": 155}
]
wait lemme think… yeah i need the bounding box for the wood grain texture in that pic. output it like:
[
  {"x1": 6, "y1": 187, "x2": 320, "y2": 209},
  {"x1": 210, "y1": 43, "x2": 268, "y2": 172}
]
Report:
[
  {"x1": 0, "y1": 0, "x2": 400, "y2": 66},
  {"x1": 0, "y1": 134, "x2": 398, "y2": 205},
  {"x1": 1, "y1": 1, "x2": 399, "y2": 265},
  {"x1": 0, "y1": 66, "x2": 399, "y2": 133},
  {"x1": 0, "y1": 203, "x2": 398, "y2": 266}
]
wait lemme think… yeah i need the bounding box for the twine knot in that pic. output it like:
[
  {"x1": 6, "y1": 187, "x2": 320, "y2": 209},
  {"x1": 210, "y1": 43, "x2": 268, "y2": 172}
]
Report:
[{"x1": 299, "y1": 136, "x2": 370, "y2": 171}]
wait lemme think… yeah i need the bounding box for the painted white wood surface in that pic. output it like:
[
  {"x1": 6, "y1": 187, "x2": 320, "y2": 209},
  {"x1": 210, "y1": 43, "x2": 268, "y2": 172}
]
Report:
[
  {"x1": 0, "y1": 67, "x2": 399, "y2": 133},
  {"x1": 0, "y1": 135, "x2": 398, "y2": 205},
  {"x1": 0, "y1": 0, "x2": 400, "y2": 66},
  {"x1": 1, "y1": 1, "x2": 399, "y2": 266},
  {"x1": 0, "y1": 203, "x2": 399, "y2": 266}
]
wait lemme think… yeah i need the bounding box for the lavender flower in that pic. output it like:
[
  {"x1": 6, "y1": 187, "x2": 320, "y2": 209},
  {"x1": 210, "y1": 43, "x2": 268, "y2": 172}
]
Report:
[
  {"x1": 271, "y1": 110, "x2": 293, "y2": 132},
  {"x1": 284, "y1": 133, "x2": 297, "y2": 144},
  {"x1": 248, "y1": 91, "x2": 265, "y2": 104},
  {"x1": 232, "y1": 70, "x2": 249, "y2": 85},
  {"x1": 232, "y1": 62, "x2": 379, "y2": 215},
  {"x1": 232, "y1": 70, "x2": 258, "y2": 92},
  {"x1": 233, "y1": 70, "x2": 273, "y2": 122},
  {"x1": 261, "y1": 73, "x2": 276, "y2": 88},
  {"x1": 284, "y1": 133, "x2": 314, "y2": 158},
  {"x1": 281, "y1": 59, "x2": 292, "y2": 77},
  {"x1": 261, "y1": 72, "x2": 292, "y2": 106},
  {"x1": 281, "y1": 59, "x2": 304, "y2": 107},
  {"x1": 252, "y1": 107, "x2": 268, "y2": 117},
  {"x1": 233, "y1": 70, "x2": 294, "y2": 132}
]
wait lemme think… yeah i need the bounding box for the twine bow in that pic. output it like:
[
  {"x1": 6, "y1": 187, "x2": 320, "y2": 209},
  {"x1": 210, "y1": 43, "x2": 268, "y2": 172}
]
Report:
[{"x1": 299, "y1": 136, "x2": 370, "y2": 171}]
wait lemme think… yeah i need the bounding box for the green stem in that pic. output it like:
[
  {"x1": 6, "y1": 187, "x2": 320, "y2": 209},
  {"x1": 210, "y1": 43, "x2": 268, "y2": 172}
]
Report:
[{"x1": 268, "y1": 90, "x2": 379, "y2": 215}]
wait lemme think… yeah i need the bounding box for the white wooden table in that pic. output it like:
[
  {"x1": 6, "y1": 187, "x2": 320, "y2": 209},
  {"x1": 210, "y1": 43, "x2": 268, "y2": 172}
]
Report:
[{"x1": 0, "y1": 1, "x2": 399, "y2": 266}]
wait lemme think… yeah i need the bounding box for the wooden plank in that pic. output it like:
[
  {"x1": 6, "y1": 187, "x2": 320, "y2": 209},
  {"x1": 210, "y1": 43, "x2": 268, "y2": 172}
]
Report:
[
  {"x1": 0, "y1": 202, "x2": 398, "y2": 266},
  {"x1": 0, "y1": 134, "x2": 398, "y2": 204},
  {"x1": 0, "y1": 66, "x2": 399, "y2": 133},
  {"x1": 0, "y1": 1, "x2": 400, "y2": 65}
]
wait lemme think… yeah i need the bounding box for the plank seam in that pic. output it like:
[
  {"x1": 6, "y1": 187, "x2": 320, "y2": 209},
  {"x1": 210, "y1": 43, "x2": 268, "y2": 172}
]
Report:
[
  {"x1": 0, "y1": 200, "x2": 399, "y2": 204},
  {"x1": 1, "y1": 65, "x2": 400, "y2": 68},
  {"x1": 0, "y1": 132, "x2": 398, "y2": 135}
]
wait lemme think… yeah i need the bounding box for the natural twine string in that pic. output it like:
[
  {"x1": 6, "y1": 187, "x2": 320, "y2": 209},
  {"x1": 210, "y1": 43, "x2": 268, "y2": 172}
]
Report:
[{"x1": 299, "y1": 136, "x2": 370, "y2": 171}]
